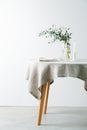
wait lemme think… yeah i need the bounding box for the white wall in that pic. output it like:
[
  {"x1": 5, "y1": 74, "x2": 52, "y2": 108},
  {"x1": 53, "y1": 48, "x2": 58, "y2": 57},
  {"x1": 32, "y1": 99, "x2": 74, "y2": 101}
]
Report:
[{"x1": 0, "y1": 0, "x2": 87, "y2": 106}]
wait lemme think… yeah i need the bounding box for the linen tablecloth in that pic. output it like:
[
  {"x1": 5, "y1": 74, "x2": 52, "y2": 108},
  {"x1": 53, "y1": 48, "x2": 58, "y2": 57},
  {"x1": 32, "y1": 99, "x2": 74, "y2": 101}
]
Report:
[{"x1": 27, "y1": 60, "x2": 87, "y2": 99}]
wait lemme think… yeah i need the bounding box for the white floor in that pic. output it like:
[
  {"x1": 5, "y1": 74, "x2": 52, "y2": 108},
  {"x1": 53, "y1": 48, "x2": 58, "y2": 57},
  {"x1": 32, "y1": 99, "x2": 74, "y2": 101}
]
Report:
[{"x1": 0, "y1": 106, "x2": 87, "y2": 130}]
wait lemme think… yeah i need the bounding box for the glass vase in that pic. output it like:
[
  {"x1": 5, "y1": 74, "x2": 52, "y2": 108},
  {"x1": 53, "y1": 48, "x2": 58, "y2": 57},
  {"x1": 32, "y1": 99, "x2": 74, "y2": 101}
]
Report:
[{"x1": 63, "y1": 43, "x2": 71, "y2": 61}]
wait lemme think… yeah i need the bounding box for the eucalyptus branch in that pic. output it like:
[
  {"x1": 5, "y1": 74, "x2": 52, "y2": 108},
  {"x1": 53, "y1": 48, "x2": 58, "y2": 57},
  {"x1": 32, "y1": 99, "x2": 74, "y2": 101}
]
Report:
[{"x1": 39, "y1": 25, "x2": 72, "y2": 45}]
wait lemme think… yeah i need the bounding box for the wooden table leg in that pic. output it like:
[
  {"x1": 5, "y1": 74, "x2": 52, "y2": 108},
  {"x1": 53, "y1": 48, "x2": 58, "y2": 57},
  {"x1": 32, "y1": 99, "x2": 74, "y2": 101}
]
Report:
[
  {"x1": 84, "y1": 82, "x2": 87, "y2": 91},
  {"x1": 43, "y1": 82, "x2": 50, "y2": 114},
  {"x1": 37, "y1": 84, "x2": 46, "y2": 125}
]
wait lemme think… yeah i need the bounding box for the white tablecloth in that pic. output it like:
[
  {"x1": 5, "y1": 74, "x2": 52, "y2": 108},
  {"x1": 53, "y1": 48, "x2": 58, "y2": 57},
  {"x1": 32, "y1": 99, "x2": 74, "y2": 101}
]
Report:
[{"x1": 27, "y1": 60, "x2": 87, "y2": 99}]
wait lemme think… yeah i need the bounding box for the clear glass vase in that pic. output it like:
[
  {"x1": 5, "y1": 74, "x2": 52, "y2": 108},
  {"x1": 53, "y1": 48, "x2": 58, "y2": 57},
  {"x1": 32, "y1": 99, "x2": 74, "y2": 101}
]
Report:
[{"x1": 63, "y1": 43, "x2": 71, "y2": 61}]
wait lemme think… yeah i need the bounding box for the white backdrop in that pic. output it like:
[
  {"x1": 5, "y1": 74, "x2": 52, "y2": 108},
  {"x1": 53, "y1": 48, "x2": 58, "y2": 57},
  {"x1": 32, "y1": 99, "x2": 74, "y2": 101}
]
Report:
[{"x1": 0, "y1": 0, "x2": 87, "y2": 106}]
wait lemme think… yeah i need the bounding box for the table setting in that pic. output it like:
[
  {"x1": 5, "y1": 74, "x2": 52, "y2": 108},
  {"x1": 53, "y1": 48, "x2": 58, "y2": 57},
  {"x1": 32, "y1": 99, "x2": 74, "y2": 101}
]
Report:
[{"x1": 26, "y1": 25, "x2": 87, "y2": 125}]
